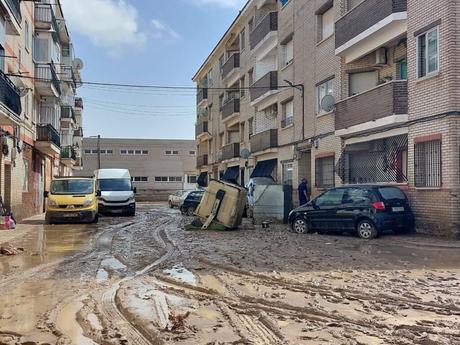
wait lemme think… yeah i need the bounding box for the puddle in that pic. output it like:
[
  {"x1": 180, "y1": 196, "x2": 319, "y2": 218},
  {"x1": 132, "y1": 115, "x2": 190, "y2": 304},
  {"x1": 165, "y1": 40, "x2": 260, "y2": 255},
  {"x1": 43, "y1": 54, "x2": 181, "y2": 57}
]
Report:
[{"x1": 163, "y1": 265, "x2": 197, "y2": 285}]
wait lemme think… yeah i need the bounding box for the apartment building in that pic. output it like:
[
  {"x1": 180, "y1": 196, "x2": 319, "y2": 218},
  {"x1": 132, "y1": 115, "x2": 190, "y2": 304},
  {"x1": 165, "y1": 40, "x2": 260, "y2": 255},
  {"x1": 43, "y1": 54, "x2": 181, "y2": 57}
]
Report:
[
  {"x1": 193, "y1": 0, "x2": 460, "y2": 237},
  {"x1": 81, "y1": 138, "x2": 197, "y2": 200},
  {"x1": 0, "y1": 0, "x2": 84, "y2": 220}
]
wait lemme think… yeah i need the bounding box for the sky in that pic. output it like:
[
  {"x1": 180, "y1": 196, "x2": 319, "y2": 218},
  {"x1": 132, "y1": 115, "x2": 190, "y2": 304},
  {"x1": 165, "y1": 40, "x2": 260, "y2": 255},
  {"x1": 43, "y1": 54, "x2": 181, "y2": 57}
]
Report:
[{"x1": 60, "y1": 0, "x2": 247, "y2": 140}]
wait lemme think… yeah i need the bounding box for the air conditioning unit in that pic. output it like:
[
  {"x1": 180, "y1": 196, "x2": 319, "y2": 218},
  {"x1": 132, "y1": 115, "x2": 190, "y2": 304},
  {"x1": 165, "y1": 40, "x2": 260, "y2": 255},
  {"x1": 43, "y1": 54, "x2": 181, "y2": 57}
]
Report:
[{"x1": 375, "y1": 48, "x2": 387, "y2": 65}]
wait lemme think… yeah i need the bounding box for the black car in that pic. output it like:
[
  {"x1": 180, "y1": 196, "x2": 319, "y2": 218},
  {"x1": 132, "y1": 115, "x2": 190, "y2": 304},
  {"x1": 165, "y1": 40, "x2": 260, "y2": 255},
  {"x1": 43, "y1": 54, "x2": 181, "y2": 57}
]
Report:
[
  {"x1": 180, "y1": 190, "x2": 205, "y2": 216},
  {"x1": 289, "y1": 185, "x2": 414, "y2": 239}
]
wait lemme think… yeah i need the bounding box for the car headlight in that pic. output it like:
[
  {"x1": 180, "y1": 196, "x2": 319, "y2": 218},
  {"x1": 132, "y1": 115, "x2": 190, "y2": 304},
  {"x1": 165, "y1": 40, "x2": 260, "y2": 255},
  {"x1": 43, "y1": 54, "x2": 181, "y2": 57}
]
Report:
[
  {"x1": 129, "y1": 196, "x2": 135, "y2": 201},
  {"x1": 83, "y1": 199, "x2": 93, "y2": 207},
  {"x1": 48, "y1": 199, "x2": 58, "y2": 207}
]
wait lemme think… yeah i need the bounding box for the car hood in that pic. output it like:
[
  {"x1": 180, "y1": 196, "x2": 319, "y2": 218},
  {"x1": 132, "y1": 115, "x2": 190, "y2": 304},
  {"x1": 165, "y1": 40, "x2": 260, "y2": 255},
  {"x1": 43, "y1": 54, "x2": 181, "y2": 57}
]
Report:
[{"x1": 101, "y1": 191, "x2": 134, "y2": 201}]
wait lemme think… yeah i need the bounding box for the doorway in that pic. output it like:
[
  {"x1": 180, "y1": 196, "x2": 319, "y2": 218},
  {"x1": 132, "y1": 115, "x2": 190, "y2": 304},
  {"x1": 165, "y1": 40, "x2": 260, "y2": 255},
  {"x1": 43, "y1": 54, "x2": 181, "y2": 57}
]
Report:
[
  {"x1": 298, "y1": 150, "x2": 312, "y2": 192},
  {"x1": 4, "y1": 164, "x2": 11, "y2": 213}
]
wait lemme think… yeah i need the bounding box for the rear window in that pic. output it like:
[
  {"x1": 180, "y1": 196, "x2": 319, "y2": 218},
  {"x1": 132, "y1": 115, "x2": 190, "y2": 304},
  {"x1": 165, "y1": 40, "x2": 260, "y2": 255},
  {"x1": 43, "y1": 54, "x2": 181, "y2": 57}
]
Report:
[{"x1": 378, "y1": 187, "x2": 407, "y2": 201}]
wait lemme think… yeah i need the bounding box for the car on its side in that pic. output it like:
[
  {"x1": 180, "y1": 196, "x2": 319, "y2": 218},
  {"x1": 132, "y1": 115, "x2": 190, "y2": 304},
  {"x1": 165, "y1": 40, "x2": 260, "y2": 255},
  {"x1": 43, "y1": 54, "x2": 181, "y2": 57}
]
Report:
[
  {"x1": 180, "y1": 190, "x2": 205, "y2": 216},
  {"x1": 168, "y1": 190, "x2": 188, "y2": 208},
  {"x1": 45, "y1": 177, "x2": 100, "y2": 224},
  {"x1": 288, "y1": 185, "x2": 414, "y2": 239}
]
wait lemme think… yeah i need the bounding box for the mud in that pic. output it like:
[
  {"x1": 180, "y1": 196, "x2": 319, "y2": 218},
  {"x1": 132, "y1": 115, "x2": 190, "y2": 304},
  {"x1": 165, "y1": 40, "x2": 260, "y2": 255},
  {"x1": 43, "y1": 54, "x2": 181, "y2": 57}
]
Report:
[{"x1": 0, "y1": 203, "x2": 459, "y2": 344}]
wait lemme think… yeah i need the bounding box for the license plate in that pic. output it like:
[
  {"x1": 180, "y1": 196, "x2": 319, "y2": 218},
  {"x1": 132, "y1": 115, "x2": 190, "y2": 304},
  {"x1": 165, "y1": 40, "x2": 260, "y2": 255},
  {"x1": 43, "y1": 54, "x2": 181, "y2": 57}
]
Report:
[
  {"x1": 63, "y1": 213, "x2": 79, "y2": 218},
  {"x1": 111, "y1": 209, "x2": 123, "y2": 214},
  {"x1": 392, "y1": 207, "x2": 405, "y2": 212}
]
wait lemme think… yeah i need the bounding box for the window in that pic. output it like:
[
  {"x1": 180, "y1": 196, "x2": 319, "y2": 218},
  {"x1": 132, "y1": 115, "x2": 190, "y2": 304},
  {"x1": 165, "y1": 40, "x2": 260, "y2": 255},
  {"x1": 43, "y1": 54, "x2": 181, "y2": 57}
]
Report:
[
  {"x1": 165, "y1": 150, "x2": 172, "y2": 155},
  {"x1": 24, "y1": 20, "x2": 30, "y2": 51},
  {"x1": 169, "y1": 176, "x2": 182, "y2": 182},
  {"x1": 248, "y1": 118, "x2": 254, "y2": 137},
  {"x1": 107, "y1": 150, "x2": 114, "y2": 155},
  {"x1": 417, "y1": 26, "x2": 439, "y2": 78},
  {"x1": 283, "y1": 39, "x2": 294, "y2": 66},
  {"x1": 207, "y1": 69, "x2": 213, "y2": 87},
  {"x1": 248, "y1": 17, "x2": 254, "y2": 32},
  {"x1": 315, "y1": 156, "x2": 335, "y2": 189},
  {"x1": 155, "y1": 176, "x2": 168, "y2": 182},
  {"x1": 23, "y1": 159, "x2": 29, "y2": 192},
  {"x1": 240, "y1": 76, "x2": 245, "y2": 98},
  {"x1": 317, "y1": 78, "x2": 334, "y2": 112},
  {"x1": 219, "y1": 54, "x2": 225, "y2": 69},
  {"x1": 100, "y1": 149, "x2": 106, "y2": 154},
  {"x1": 128, "y1": 150, "x2": 134, "y2": 155},
  {"x1": 33, "y1": 37, "x2": 48, "y2": 62},
  {"x1": 240, "y1": 29, "x2": 246, "y2": 50},
  {"x1": 84, "y1": 149, "x2": 91, "y2": 154},
  {"x1": 121, "y1": 150, "x2": 127, "y2": 155},
  {"x1": 344, "y1": 188, "x2": 374, "y2": 205},
  {"x1": 319, "y1": 6, "x2": 334, "y2": 41},
  {"x1": 248, "y1": 69, "x2": 254, "y2": 86},
  {"x1": 349, "y1": 71, "x2": 377, "y2": 96},
  {"x1": 135, "y1": 150, "x2": 141, "y2": 155},
  {"x1": 142, "y1": 150, "x2": 148, "y2": 155},
  {"x1": 92, "y1": 149, "x2": 99, "y2": 154},
  {"x1": 173, "y1": 150, "x2": 179, "y2": 155},
  {"x1": 133, "y1": 177, "x2": 148, "y2": 182},
  {"x1": 187, "y1": 175, "x2": 197, "y2": 184},
  {"x1": 240, "y1": 122, "x2": 245, "y2": 141},
  {"x1": 397, "y1": 59, "x2": 408, "y2": 80},
  {"x1": 414, "y1": 139, "x2": 442, "y2": 187},
  {"x1": 282, "y1": 100, "x2": 294, "y2": 127},
  {"x1": 219, "y1": 94, "x2": 224, "y2": 109},
  {"x1": 315, "y1": 189, "x2": 346, "y2": 207},
  {"x1": 189, "y1": 150, "x2": 196, "y2": 155},
  {"x1": 282, "y1": 162, "x2": 293, "y2": 185}
]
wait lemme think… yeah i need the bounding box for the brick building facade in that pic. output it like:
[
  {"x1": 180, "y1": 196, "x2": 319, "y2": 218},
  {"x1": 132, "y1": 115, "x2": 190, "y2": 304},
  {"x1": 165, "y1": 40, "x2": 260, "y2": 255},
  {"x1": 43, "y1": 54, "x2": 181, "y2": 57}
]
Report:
[{"x1": 193, "y1": 0, "x2": 460, "y2": 237}]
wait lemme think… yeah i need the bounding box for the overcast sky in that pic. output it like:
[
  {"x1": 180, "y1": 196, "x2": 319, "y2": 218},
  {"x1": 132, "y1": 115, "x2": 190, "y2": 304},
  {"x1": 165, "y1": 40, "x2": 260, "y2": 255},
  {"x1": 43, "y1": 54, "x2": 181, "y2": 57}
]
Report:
[{"x1": 60, "y1": 0, "x2": 247, "y2": 139}]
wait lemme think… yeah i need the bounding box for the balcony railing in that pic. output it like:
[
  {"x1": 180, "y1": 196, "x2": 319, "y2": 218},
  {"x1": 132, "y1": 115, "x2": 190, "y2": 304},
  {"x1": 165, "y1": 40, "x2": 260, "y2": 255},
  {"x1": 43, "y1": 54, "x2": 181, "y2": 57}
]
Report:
[
  {"x1": 250, "y1": 129, "x2": 278, "y2": 153},
  {"x1": 74, "y1": 127, "x2": 83, "y2": 137},
  {"x1": 281, "y1": 116, "x2": 293, "y2": 128},
  {"x1": 222, "y1": 98, "x2": 240, "y2": 120},
  {"x1": 197, "y1": 87, "x2": 208, "y2": 104},
  {"x1": 36, "y1": 124, "x2": 61, "y2": 148},
  {"x1": 35, "y1": 62, "x2": 61, "y2": 95},
  {"x1": 222, "y1": 53, "x2": 240, "y2": 79},
  {"x1": 75, "y1": 97, "x2": 84, "y2": 109},
  {"x1": 61, "y1": 65, "x2": 76, "y2": 89},
  {"x1": 61, "y1": 106, "x2": 76, "y2": 122},
  {"x1": 0, "y1": 69, "x2": 21, "y2": 117},
  {"x1": 250, "y1": 71, "x2": 278, "y2": 102},
  {"x1": 197, "y1": 154, "x2": 209, "y2": 168},
  {"x1": 195, "y1": 121, "x2": 209, "y2": 137},
  {"x1": 335, "y1": 0, "x2": 407, "y2": 49},
  {"x1": 250, "y1": 12, "x2": 278, "y2": 49},
  {"x1": 5, "y1": 0, "x2": 21, "y2": 24},
  {"x1": 222, "y1": 143, "x2": 240, "y2": 161},
  {"x1": 335, "y1": 80, "x2": 408, "y2": 131},
  {"x1": 61, "y1": 146, "x2": 77, "y2": 160},
  {"x1": 34, "y1": 3, "x2": 59, "y2": 32}
]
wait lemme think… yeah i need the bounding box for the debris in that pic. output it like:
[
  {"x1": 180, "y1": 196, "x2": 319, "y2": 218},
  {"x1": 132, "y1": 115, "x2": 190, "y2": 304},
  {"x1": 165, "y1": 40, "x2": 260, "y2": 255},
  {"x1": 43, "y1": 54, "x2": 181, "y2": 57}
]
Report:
[
  {"x1": 0, "y1": 245, "x2": 23, "y2": 256},
  {"x1": 167, "y1": 311, "x2": 190, "y2": 332}
]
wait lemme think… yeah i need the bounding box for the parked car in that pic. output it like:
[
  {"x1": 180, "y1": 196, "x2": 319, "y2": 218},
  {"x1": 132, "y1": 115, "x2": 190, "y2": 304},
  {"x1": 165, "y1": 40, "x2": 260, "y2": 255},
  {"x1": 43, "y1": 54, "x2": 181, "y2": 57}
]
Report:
[
  {"x1": 288, "y1": 185, "x2": 414, "y2": 239},
  {"x1": 45, "y1": 176, "x2": 100, "y2": 224},
  {"x1": 95, "y1": 169, "x2": 136, "y2": 216},
  {"x1": 180, "y1": 190, "x2": 205, "y2": 216},
  {"x1": 168, "y1": 190, "x2": 187, "y2": 208}
]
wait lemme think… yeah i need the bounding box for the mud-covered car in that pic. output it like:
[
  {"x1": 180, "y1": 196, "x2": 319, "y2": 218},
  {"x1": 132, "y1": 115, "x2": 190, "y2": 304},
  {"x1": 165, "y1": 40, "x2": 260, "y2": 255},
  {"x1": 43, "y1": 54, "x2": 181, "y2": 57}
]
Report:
[{"x1": 180, "y1": 190, "x2": 205, "y2": 216}]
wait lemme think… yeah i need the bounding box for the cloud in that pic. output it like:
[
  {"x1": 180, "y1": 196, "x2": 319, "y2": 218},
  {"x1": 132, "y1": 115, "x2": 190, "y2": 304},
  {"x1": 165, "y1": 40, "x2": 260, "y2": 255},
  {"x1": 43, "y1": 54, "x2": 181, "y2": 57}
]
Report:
[
  {"x1": 151, "y1": 19, "x2": 181, "y2": 40},
  {"x1": 185, "y1": 0, "x2": 247, "y2": 9},
  {"x1": 60, "y1": 0, "x2": 146, "y2": 56}
]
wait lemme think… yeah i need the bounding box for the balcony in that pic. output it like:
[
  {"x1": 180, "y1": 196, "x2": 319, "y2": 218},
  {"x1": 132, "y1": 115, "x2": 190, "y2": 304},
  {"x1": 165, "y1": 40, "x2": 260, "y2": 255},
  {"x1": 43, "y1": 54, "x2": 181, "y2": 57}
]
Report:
[
  {"x1": 250, "y1": 71, "x2": 278, "y2": 103},
  {"x1": 250, "y1": 12, "x2": 278, "y2": 51},
  {"x1": 335, "y1": 0, "x2": 407, "y2": 62},
  {"x1": 335, "y1": 80, "x2": 408, "y2": 135},
  {"x1": 195, "y1": 121, "x2": 210, "y2": 139},
  {"x1": 250, "y1": 129, "x2": 278, "y2": 153},
  {"x1": 61, "y1": 65, "x2": 77, "y2": 90},
  {"x1": 222, "y1": 98, "x2": 240, "y2": 121},
  {"x1": 222, "y1": 53, "x2": 240, "y2": 80},
  {"x1": 75, "y1": 97, "x2": 84, "y2": 109},
  {"x1": 61, "y1": 106, "x2": 76, "y2": 124},
  {"x1": 0, "y1": 69, "x2": 21, "y2": 125},
  {"x1": 34, "y1": 3, "x2": 59, "y2": 33},
  {"x1": 74, "y1": 127, "x2": 83, "y2": 137},
  {"x1": 222, "y1": 143, "x2": 240, "y2": 161},
  {"x1": 36, "y1": 124, "x2": 61, "y2": 156},
  {"x1": 2, "y1": 0, "x2": 21, "y2": 34},
  {"x1": 197, "y1": 88, "x2": 208, "y2": 106},
  {"x1": 35, "y1": 62, "x2": 61, "y2": 97},
  {"x1": 61, "y1": 146, "x2": 77, "y2": 165},
  {"x1": 197, "y1": 154, "x2": 209, "y2": 168}
]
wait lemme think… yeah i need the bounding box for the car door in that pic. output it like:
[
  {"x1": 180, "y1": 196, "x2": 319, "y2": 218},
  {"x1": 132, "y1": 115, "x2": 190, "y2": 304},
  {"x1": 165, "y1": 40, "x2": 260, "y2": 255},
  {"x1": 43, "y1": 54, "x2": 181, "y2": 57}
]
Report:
[
  {"x1": 337, "y1": 188, "x2": 373, "y2": 230},
  {"x1": 310, "y1": 188, "x2": 346, "y2": 231}
]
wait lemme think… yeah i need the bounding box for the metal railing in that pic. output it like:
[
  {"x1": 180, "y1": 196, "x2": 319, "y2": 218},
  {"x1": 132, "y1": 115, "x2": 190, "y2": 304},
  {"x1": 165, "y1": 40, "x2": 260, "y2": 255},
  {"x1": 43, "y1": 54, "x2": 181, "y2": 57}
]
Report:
[
  {"x1": 250, "y1": 71, "x2": 278, "y2": 101},
  {"x1": 61, "y1": 146, "x2": 77, "y2": 160},
  {"x1": 36, "y1": 124, "x2": 61, "y2": 147},
  {"x1": 250, "y1": 12, "x2": 278, "y2": 49},
  {"x1": 34, "y1": 3, "x2": 59, "y2": 33},
  {"x1": 222, "y1": 98, "x2": 240, "y2": 119},
  {"x1": 0, "y1": 69, "x2": 21, "y2": 117},
  {"x1": 222, "y1": 53, "x2": 240, "y2": 79},
  {"x1": 61, "y1": 106, "x2": 76, "y2": 122},
  {"x1": 196, "y1": 121, "x2": 209, "y2": 137},
  {"x1": 250, "y1": 129, "x2": 278, "y2": 153},
  {"x1": 197, "y1": 154, "x2": 209, "y2": 168},
  {"x1": 35, "y1": 62, "x2": 61, "y2": 95},
  {"x1": 5, "y1": 0, "x2": 21, "y2": 24},
  {"x1": 222, "y1": 143, "x2": 240, "y2": 160},
  {"x1": 197, "y1": 87, "x2": 208, "y2": 104},
  {"x1": 74, "y1": 127, "x2": 83, "y2": 137}
]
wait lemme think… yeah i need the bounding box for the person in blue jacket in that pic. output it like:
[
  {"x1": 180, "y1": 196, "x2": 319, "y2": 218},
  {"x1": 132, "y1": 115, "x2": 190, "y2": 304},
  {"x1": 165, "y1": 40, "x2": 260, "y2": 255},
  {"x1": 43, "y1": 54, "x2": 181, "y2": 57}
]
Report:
[{"x1": 298, "y1": 178, "x2": 310, "y2": 206}]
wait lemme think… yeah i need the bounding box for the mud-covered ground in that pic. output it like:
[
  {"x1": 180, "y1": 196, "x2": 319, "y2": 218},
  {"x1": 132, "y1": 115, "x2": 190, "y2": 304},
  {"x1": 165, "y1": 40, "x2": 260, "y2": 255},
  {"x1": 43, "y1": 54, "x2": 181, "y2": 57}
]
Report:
[{"x1": 0, "y1": 203, "x2": 459, "y2": 345}]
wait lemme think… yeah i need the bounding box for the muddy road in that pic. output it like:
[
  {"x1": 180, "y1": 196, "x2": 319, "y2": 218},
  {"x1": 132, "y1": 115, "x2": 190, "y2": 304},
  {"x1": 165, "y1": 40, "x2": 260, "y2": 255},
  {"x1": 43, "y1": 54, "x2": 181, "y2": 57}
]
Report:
[{"x1": 0, "y1": 203, "x2": 459, "y2": 345}]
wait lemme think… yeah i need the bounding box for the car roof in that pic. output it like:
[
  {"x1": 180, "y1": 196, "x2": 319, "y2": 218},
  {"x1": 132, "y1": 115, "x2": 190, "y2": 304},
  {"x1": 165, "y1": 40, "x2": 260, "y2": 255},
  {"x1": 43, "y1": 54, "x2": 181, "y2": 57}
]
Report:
[{"x1": 53, "y1": 176, "x2": 93, "y2": 180}]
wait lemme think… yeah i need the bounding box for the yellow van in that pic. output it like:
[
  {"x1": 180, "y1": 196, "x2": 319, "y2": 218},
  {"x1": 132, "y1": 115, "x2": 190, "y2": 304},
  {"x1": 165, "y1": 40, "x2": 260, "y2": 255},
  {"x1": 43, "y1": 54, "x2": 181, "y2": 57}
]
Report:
[{"x1": 45, "y1": 176, "x2": 100, "y2": 224}]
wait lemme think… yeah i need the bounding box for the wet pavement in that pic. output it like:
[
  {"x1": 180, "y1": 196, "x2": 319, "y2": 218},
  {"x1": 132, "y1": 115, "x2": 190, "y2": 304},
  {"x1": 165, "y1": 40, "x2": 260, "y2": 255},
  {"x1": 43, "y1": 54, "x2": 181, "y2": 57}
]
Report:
[{"x1": 0, "y1": 203, "x2": 459, "y2": 344}]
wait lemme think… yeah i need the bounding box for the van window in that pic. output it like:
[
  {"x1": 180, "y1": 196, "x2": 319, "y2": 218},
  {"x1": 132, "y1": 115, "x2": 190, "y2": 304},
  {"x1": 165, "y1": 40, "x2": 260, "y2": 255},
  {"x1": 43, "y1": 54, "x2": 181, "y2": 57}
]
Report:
[
  {"x1": 98, "y1": 179, "x2": 132, "y2": 192},
  {"x1": 51, "y1": 180, "x2": 93, "y2": 195},
  {"x1": 378, "y1": 187, "x2": 407, "y2": 201}
]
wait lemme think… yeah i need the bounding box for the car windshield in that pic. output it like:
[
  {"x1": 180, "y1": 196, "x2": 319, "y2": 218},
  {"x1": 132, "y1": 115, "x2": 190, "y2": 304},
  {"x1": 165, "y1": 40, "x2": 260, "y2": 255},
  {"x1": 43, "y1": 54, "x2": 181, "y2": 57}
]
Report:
[
  {"x1": 98, "y1": 179, "x2": 132, "y2": 192},
  {"x1": 378, "y1": 187, "x2": 407, "y2": 201},
  {"x1": 51, "y1": 180, "x2": 93, "y2": 195}
]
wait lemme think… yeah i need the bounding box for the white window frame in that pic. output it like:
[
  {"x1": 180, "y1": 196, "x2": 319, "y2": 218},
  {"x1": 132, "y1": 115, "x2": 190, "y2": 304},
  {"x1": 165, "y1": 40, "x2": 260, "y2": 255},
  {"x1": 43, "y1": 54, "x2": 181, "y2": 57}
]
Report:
[
  {"x1": 416, "y1": 26, "x2": 439, "y2": 79},
  {"x1": 283, "y1": 39, "x2": 294, "y2": 66},
  {"x1": 316, "y1": 78, "x2": 334, "y2": 114},
  {"x1": 320, "y1": 7, "x2": 334, "y2": 41}
]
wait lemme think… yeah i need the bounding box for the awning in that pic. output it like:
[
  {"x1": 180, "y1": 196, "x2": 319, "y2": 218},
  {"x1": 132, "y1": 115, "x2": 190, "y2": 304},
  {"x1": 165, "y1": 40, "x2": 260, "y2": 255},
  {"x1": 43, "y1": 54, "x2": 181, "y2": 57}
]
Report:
[
  {"x1": 197, "y1": 172, "x2": 208, "y2": 187},
  {"x1": 251, "y1": 159, "x2": 277, "y2": 179},
  {"x1": 222, "y1": 166, "x2": 239, "y2": 184}
]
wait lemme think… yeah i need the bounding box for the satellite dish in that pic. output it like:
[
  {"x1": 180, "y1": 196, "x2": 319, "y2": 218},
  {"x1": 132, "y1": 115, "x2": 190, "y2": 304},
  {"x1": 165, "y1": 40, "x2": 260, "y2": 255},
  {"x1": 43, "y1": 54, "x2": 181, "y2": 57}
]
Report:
[
  {"x1": 240, "y1": 148, "x2": 250, "y2": 159},
  {"x1": 73, "y1": 58, "x2": 84, "y2": 70},
  {"x1": 320, "y1": 95, "x2": 336, "y2": 113}
]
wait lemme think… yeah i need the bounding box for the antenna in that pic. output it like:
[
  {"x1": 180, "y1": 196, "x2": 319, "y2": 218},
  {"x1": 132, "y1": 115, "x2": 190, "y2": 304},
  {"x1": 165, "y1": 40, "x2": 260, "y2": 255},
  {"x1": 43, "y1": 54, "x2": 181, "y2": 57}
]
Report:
[{"x1": 320, "y1": 95, "x2": 336, "y2": 113}]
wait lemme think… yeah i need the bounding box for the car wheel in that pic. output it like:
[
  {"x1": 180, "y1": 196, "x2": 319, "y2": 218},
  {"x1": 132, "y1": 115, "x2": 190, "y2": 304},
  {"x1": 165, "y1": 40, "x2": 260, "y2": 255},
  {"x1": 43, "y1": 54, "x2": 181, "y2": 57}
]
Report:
[
  {"x1": 357, "y1": 219, "x2": 378, "y2": 239},
  {"x1": 186, "y1": 207, "x2": 195, "y2": 217},
  {"x1": 92, "y1": 214, "x2": 99, "y2": 224},
  {"x1": 292, "y1": 217, "x2": 308, "y2": 234},
  {"x1": 169, "y1": 201, "x2": 174, "y2": 209}
]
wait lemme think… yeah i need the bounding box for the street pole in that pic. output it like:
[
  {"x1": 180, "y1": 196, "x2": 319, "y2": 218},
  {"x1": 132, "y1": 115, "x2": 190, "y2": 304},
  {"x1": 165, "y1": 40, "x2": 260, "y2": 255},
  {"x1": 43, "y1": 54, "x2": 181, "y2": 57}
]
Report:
[
  {"x1": 97, "y1": 135, "x2": 101, "y2": 170},
  {"x1": 284, "y1": 80, "x2": 305, "y2": 141}
]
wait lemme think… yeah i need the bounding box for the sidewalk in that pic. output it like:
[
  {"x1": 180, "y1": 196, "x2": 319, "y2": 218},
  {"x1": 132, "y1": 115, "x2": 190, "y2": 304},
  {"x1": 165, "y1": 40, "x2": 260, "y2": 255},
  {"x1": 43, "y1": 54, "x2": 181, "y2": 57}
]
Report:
[{"x1": 0, "y1": 214, "x2": 45, "y2": 245}]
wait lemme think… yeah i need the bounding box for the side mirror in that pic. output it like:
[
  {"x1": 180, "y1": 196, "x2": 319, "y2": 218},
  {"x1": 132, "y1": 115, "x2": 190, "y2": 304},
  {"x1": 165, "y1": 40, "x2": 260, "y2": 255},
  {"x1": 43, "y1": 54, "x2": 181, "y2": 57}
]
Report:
[
  {"x1": 133, "y1": 187, "x2": 137, "y2": 194},
  {"x1": 96, "y1": 190, "x2": 102, "y2": 197},
  {"x1": 44, "y1": 191, "x2": 49, "y2": 198}
]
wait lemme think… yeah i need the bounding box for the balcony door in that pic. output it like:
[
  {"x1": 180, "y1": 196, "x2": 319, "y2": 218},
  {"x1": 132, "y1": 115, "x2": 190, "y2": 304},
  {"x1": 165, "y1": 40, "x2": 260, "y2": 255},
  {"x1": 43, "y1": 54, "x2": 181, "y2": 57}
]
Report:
[{"x1": 349, "y1": 71, "x2": 378, "y2": 97}]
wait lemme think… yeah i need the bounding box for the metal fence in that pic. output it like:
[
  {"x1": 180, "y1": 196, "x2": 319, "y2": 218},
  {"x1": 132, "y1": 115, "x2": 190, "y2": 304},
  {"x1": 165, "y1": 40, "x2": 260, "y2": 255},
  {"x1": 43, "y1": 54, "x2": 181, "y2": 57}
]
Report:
[{"x1": 414, "y1": 139, "x2": 442, "y2": 187}]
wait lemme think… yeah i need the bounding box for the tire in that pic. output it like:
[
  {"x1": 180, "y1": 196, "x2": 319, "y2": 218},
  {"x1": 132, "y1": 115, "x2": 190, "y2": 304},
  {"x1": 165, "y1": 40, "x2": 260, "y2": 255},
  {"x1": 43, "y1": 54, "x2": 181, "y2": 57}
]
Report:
[
  {"x1": 169, "y1": 201, "x2": 174, "y2": 209},
  {"x1": 357, "y1": 219, "x2": 378, "y2": 239},
  {"x1": 186, "y1": 207, "x2": 195, "y2": 217},
  {"x1": 292, "y1": 217, "x2": 308, "y2": 234},
  {"x1": 180, "y1": 207, "x2": 186, "y2": 215},
  {"x1": 92, "y1": 214, "x2": 99, "y2": 224}
]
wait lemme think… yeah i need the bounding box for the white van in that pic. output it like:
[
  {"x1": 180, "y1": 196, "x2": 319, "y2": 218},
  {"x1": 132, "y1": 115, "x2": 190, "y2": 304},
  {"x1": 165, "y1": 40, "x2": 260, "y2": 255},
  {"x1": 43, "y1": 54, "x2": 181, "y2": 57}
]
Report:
[{"x1": 95, "y1": 169, "x2": 136, "y2": 216}]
